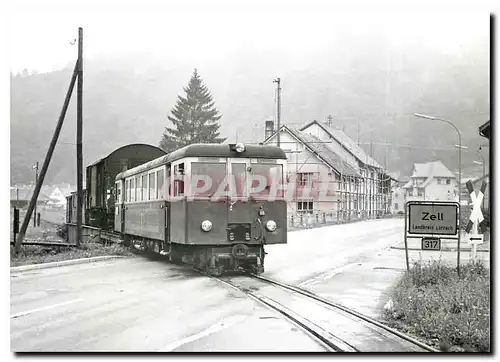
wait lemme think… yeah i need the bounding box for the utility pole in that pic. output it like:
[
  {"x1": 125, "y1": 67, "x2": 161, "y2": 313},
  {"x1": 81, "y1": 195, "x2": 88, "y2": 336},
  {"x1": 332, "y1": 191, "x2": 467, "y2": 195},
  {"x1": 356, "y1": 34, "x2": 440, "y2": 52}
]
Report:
[
  {"x1": 273, "y1": 77, "x2": 281, "y2": 147},
  {"x1": 14, "y1": 62, "x2": 79, "y2": 254},
  {"x1": 357, "y1": 121, "x2": 360, "y2": 146},
  {"x1": 76, "y1": 27, "x2": 83, "y2": 247},
  {"x1": 33, "y1": 161, "x2": 39, "y2": 227}
]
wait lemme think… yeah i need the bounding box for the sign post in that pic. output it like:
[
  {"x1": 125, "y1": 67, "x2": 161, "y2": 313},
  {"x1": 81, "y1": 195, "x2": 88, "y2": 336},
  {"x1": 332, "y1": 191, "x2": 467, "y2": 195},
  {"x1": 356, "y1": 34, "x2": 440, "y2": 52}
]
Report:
[
  {"x1": 465, "y1": 180, "x2": 486, "y2": 263},
  {"x1": 404, "y1": 201, "x2": 459, "y2": 273}
]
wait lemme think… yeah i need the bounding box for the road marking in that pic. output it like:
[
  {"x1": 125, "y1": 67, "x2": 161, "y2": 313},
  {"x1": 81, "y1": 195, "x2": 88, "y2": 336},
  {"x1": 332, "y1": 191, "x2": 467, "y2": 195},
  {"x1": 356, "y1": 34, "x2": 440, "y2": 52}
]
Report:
[
  {"x1": 159, "y1": 315, "x2": 248, "y2": 351},
  {"x1": 10, "y1": 298, "x2": 84, "y2": 319}
]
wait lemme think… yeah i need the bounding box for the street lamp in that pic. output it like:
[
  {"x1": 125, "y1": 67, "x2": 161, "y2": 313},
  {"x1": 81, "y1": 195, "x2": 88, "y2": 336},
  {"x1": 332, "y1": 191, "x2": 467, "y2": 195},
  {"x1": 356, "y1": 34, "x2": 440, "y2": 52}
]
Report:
[
  {"x1": 413, "y1": 113, "x2": 462, "y2": 274},
  {"x1": 475, "y1": 148, "x2": 486, "y2": 210}
]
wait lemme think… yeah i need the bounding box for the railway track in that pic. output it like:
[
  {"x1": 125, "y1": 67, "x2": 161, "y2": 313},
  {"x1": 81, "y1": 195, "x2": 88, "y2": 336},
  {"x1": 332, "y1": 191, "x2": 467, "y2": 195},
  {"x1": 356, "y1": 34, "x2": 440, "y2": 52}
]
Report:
[{"x1": 215, "y1": 273, "x2": 439, "y2": 353}]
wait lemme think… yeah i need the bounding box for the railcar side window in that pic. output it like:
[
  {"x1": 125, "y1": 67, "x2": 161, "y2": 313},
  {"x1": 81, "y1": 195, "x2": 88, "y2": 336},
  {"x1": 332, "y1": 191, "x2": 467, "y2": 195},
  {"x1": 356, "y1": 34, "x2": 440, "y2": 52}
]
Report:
[
  {"x1": 157, "y1": 169, "x2": 165, "y2": 199},
  {"x1": 142, "y1": 174, "x2": 147, "y2": 201},
  {"x1": 130, "y1": 178, "x2": 135, "y2": 202},
  {"x1": 116, "y1": 182, "x2": 122, "y2": 204},
  {"x1": 174, "y1": 163, "x2": 185, "y2": 197},
  {"x1": 149, "y1": 173, "x2": 156, "y2": 200},
  {"x1": 135, "y1": 176, "x2": 141, "y2": 202}
]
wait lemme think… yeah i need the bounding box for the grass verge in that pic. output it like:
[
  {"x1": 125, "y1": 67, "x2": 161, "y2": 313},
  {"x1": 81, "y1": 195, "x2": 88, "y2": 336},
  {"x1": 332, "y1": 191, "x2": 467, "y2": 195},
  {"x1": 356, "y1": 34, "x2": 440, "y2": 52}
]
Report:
[
  {"x1": 383, "y1": 258, "x2": 490, "y2": 352},
  {"x1": 10, "y1": 242, "x2": 136, "y2": 267}
]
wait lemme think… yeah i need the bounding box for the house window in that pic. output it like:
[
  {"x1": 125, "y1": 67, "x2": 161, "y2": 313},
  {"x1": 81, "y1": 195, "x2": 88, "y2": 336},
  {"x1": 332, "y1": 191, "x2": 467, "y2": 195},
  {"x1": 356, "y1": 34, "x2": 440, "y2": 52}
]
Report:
[
  {"x1": 297, "y1": 172, "x2": 316, "y2": 186},
  {"x1": 446, "y1": 178, "x2": 450, "y2": 185},
  {"x1": 394, "y1": 203, "x2": 398, "y2": 210},
  {"x1": 418, "y1": 188, "x2": 424, "y2": 197},
  {"x1": 297, "y1": 201, "x2": 313, "y2": 214}
]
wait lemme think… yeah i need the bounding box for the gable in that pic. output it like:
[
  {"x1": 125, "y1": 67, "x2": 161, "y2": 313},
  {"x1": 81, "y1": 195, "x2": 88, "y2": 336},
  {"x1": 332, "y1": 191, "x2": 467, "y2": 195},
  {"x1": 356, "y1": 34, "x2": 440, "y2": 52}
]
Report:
[{"x1": 301, "y1": 120, "x2": 382, "y2": 169}]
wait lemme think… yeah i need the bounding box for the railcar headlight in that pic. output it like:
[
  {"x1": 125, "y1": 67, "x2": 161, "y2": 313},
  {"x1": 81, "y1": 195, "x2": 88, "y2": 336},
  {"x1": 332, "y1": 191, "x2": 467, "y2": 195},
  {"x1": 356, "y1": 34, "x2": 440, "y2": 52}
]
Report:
[
  {"x1": 266, "y1": 220, "x2": 277, "y2": 232},
  {"x1": 201, "y1": 220, "x2": 212, "y2": 232},
  {"x1": 235, "y1": 143, "x2": 245, "y2": 153}
]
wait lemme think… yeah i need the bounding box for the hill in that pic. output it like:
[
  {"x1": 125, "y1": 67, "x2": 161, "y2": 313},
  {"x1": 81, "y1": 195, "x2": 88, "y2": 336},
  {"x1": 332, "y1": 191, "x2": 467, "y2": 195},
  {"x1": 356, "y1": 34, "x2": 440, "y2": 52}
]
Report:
[{"x1": 10, "y1": 37, "x2": 489, "y2": 184}]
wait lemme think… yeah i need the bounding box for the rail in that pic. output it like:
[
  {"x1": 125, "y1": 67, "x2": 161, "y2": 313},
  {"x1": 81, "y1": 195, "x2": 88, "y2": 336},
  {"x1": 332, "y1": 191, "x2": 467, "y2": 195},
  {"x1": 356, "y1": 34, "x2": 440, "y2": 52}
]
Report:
[
  {"x1": 212, "y1": 273, "x2": 439, "y2": 353},
  {"x1": 250, "y1": 274, "x2": 440, "y2": 352}
]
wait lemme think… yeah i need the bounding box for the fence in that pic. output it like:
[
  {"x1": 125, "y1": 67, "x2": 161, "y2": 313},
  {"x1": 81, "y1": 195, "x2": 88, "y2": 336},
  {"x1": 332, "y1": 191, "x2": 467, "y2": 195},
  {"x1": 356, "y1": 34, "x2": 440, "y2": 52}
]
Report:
[
  {"x1": 10, "y1": 205, "x2": 67, "y2": 244},
  {"x1": 287, "y1": 210, "x2": 395, "y2": 230}
]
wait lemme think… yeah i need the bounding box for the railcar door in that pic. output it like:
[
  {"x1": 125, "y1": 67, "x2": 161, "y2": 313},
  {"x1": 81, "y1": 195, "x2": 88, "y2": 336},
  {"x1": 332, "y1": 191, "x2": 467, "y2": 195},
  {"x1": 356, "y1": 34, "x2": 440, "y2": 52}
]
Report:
[
  {"x1": 114, "y1": 180, "x2": 124, "y2": 234},
  {"x1": 227, "y1": 159, "x2": 251, "y2": 241}
]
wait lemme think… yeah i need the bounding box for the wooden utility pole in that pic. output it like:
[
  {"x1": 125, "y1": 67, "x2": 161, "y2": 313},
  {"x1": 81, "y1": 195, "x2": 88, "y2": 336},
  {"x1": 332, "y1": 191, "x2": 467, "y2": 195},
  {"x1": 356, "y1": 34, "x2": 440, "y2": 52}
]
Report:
[
  {"x1": 273, "y1": 77, "x2": 281, "y2": 147},
  {"x1": 14, "y1": 63, "x2": 79, "y2": 254},
  {"x1": 33, "y1": 161, "x2": 39, "y2": 227},
  {"x1": 76, "y1": 27, "x2": 83, "y2": 247}
]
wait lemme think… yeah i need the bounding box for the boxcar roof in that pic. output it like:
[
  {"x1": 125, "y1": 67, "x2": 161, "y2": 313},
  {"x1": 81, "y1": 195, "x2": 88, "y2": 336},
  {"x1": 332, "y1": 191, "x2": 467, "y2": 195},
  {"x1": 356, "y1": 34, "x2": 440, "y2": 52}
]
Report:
[
  {"x1": 87, "y1": 143, "x2": 166, "y2": 168},
  {"x1": 116, "y1": 143, "x2": 287, "y2": 180}
]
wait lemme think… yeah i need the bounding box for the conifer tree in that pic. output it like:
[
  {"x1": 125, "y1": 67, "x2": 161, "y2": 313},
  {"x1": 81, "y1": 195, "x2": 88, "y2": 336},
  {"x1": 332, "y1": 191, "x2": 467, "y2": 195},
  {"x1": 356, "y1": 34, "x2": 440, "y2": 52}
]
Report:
[{"x1": 159, "y1": 69, "x2": 226, "y2": 152}]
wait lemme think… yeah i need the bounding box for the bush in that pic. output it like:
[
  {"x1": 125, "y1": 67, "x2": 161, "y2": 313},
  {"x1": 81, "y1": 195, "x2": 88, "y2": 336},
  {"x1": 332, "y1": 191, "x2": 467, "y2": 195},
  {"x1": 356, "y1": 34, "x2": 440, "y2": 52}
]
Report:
[{"x1": 385, "y1": 259, "x2": 490, "y2": 352}]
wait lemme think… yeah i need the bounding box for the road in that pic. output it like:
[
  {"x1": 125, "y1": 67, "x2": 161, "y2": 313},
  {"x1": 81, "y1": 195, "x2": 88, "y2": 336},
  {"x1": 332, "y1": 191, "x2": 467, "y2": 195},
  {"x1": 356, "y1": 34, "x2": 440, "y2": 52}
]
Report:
[{"x1": 12, "y1": 218, "x2": 482, "y2": 351}]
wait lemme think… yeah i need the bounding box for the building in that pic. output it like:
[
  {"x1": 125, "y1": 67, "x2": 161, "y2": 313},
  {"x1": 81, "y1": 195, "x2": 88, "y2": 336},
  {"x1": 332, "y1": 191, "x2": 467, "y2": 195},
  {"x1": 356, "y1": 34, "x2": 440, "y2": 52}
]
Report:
[
  {"x1": 389, "y1": 172, "x2": 409, "y2": 214},
  {"x1": 263, "y1": 120, "x2": 392, "y2": 218},
  {"x1": 402, "y1": 160, "x2": 458, "y2": 202},
  {"x1": 10, "y1": 186, "x2": 50, "y2": 208},
  {"x1": 479, "y1": 120, "x2": 490, "y2": 140}
]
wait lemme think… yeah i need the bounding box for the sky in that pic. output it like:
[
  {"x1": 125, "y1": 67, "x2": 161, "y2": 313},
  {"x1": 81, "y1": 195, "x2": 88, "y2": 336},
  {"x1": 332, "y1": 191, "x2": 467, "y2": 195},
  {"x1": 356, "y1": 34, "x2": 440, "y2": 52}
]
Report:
[{"x1": 6, "y1": 2, "x2": 491, "y2": 74}]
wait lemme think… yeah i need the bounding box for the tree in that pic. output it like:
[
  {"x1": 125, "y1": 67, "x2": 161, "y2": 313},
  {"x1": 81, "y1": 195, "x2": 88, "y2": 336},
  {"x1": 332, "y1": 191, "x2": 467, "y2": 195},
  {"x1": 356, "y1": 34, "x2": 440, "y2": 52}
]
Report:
[{"x1": 159, "y1": 69, "x2": 226, "y2": 152}]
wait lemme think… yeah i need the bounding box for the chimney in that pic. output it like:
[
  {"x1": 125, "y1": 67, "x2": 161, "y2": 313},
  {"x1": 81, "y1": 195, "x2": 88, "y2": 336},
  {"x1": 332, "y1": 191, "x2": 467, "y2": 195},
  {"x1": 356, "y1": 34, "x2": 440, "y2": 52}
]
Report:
[{"x1": 265, "y1": 120, "x2": 275, "y2": 140}]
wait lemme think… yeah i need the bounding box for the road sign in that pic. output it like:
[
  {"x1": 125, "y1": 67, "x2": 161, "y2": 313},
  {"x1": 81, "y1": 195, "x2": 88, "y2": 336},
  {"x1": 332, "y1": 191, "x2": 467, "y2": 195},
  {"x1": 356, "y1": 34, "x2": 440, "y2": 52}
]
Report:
[
  {"x1": 421, "y1": 237, "x2": 441, "y2": 250},
  {"x1": 465, "y1": 180, "x2": 486, "y2": 233},
  {"x1": 467, "y1": 234, "x2": 484, "y2": 244},
  {"x1": 408, "y1": 202, "x2": 458, "y2": 235}
]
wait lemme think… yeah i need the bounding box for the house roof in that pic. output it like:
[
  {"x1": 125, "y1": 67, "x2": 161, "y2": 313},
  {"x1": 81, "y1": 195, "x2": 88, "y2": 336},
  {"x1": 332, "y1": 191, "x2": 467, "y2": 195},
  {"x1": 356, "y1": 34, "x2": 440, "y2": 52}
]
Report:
[
  {"x1": 403, "y1": 160, "x2": 456, "y2": 188},
  {"x1": 265, "y1": 125, "x2": 361, "y2": 177},
  {"x1": 300, "y1": 120, "x2": 383, "y2": 169},
  {"x1": 412, "y1": 160, "x2": 456, "y2": 179},
  {"x1": 479, "y1": 120, "x2": 490, "y2": 139}
]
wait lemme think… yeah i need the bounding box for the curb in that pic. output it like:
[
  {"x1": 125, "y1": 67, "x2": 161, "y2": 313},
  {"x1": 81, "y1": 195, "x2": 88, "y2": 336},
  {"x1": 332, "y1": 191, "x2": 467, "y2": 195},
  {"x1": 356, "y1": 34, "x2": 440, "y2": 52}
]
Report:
[
  {"x1": 390, "y1": 246, "x2": 490, "y2": 253},
  {"x1": 10, "y1": 255, "x2": 125, "y2": 273}
]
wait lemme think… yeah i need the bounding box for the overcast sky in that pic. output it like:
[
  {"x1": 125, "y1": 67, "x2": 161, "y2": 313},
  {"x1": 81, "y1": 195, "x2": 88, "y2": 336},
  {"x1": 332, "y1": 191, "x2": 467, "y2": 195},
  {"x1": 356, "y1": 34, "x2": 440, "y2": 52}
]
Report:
[{"x1": 7, "y1": 5, "x2": 489, "y2": 74}]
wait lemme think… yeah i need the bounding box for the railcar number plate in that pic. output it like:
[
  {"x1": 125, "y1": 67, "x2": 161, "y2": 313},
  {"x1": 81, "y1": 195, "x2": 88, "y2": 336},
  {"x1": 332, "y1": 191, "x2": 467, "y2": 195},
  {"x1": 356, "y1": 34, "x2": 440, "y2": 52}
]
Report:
[{"x1": 421, "y1": 237, "x2": 441, "y2": 251}]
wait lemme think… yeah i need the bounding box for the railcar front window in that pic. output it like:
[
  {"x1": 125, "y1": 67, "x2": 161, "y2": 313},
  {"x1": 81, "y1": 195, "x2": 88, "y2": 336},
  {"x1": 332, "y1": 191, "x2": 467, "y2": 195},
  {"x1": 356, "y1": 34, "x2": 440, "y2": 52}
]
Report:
[
  {"x1": 191, "y1": 162, "x2": 226, "y2": 198},
  {"x1": 250, "y1": 163, "x2": 284, "y2": 200}
]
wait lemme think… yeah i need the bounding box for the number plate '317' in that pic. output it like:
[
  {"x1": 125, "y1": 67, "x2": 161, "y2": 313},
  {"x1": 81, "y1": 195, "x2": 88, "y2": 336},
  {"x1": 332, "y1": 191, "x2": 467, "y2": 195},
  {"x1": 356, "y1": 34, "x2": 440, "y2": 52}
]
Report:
[{"x1": 421, "y1": 237, "x2": 441, "y2": 250}]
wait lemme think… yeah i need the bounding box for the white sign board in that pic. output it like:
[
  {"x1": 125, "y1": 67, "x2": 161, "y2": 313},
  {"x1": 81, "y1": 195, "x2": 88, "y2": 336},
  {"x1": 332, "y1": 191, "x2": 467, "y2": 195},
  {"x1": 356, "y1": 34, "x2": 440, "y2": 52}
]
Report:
[{"x1": 408, "y1": 203, "x2": 458, "y2": 235}]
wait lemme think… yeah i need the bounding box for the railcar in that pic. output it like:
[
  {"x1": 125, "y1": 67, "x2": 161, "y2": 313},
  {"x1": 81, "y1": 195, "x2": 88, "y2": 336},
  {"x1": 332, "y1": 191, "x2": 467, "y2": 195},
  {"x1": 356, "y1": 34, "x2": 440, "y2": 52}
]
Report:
[{"x1": 115, "y1": 143, "x2": 288, "y2": 275}]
